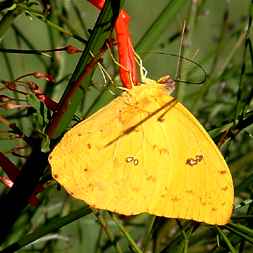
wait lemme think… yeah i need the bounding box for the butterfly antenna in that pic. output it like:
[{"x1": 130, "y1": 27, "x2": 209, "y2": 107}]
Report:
[{"x1": 144, "y1": 51, "x2": 207, "y2": 85}]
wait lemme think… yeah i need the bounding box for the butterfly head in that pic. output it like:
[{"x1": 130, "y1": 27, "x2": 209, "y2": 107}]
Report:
[{"x1": 157, "y1": 75, "x2": 175, "y2": 94}]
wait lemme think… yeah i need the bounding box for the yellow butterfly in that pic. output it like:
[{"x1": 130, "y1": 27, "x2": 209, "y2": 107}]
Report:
[{"x1": 49, "y1": 76, "x2": 234, "y2": 225}]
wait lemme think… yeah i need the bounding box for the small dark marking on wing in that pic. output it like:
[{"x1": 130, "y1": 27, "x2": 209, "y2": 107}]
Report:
[
  {"x1": 132, "y1": 187, "x2": 140, "y2": 192},
  {"x1": 186, "y1": 154, "x2": 204, "y2": 166},
  {"x1": 146, "y1": 175, "x2": 156, "y2": 182},
  {"x1": 54, "y1": 174, "x2": 58, "y2": 179},
  {"x1": 126, "y1": 156, "x2": 134, "y2": 162},
  {"x1": 125, "y1": 156, "x2": 139, "y2": 166},
  {"x1": 153, "y1": 144, "x2": 169, "y2": 155},
  {"x1": 171, "y1": 196, "x2": 180, "y2": 202},
  {"x1": 88, "y1": 183, "x2": 94, "y2": 191},
  {"x1": 133, "y1": 159, "x2": 139, "y2": 165},
  {"x1": 221, "y1": 186, "x2": 228, "y2": 191}
]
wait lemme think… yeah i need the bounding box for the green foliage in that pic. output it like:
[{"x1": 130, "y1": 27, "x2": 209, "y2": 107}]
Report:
[{"x1": 0, "y1": 0, "x2": 253, "y2": 252}]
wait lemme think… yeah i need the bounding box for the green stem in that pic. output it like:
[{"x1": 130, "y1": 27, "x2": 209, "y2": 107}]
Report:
[
  {"x1": 47, "y1": 0, "x2": 123, "y2": 139},
  {"x1": 111, "y1": 214, "x2": 143, "y2": 253},
  {"x1": 94, "y1": 212, "x2": 123, "y2": 253},
  {"x1": 216, "y1": 226, "x2": 237, "y2": 253}
]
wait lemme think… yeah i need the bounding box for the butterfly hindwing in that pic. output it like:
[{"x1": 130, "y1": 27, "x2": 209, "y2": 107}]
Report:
[{"x1": 49, "y1": 80, "x2": 234, "y2": 225}]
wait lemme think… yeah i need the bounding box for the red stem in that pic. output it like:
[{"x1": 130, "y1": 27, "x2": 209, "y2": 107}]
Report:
[{"x1": 0, "y1": 152, "x2": 41, "y2": 206}]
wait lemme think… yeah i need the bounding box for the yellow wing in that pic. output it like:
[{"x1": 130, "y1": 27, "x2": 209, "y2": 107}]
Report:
[{"x1": 49, "y1": 78, "x2": 234, "y2": 225}]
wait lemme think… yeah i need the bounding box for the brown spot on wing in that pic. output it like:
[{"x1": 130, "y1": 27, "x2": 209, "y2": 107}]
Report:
[
  {"x1": 221, "y1": 186, "x2": 228, "y2": 191},
  {"x1": 146, "y1": 175, "x2": 156, "y2": 182},
  {"x1": 195, "y1": 155, "x2": 203, "y2": 162},
  {"x1": 186, "y1": 154, "x2": 204, "y2": 166},
  {"x1": 125, "y1": 156, "x2": 139, "y2": 166},
  {"x1": 126, "y1": 156, "x2": 134, "y2": 163},
  {"x1": 186, "y1": 158, "x2": 198, "y2": 166},
  {"x1": 88, "y1": 183, "x2": 94, "y2": 191},
  {"x1": 171, "y1": 196, "x2": 180, "y2": 202},
  {"x1": 152, "y1": 145, "x2": 169, "y2": 155},
  {"x1": 132, "y1": 187, "x2": 140, "y2": 192},
  {"x1": 133, "y1": 159, "x2": 139, "y2": 165}
]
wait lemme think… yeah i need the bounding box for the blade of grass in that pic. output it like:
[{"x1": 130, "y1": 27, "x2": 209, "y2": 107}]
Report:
[
  {"x1": 141, "y1": 216, "x2": 156, "y2": 252},
  {"x1": 225, "y1": 224, "x2": 253, "y2": 245},
  {"x1": 234, "y1": 1, "x2": 253, "y2": 120},
  {"x1": 160, "y1": 221, "x2": 196, "y2": 253},
  {"x1": 136, "y1": 0, "x2": 188, "y2": 57},
  {"x1": 94, "y1": 212, "x2": 123, "y2": 253},
  {"x1": 111, "y1": 214, "x2": 143, "y2": 253},
  {"x1": 228, "y1": 223, "x2": 253, "y2": 237},
  {"x1": 0, "y1": 206, "x2": 92, "y2": 253},
  {"x1": 216, "y1": 226, "x2": 237, "y2": 253}
]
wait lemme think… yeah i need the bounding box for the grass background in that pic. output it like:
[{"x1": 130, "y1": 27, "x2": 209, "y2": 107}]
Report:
[{"x1": 0, "y1": 0, "x2": 253, "y2": 252}]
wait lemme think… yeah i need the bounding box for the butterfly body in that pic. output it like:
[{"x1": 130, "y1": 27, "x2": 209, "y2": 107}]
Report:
[{"x1": 49, "y1": 78, "x2": 234, "y2": 225}]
